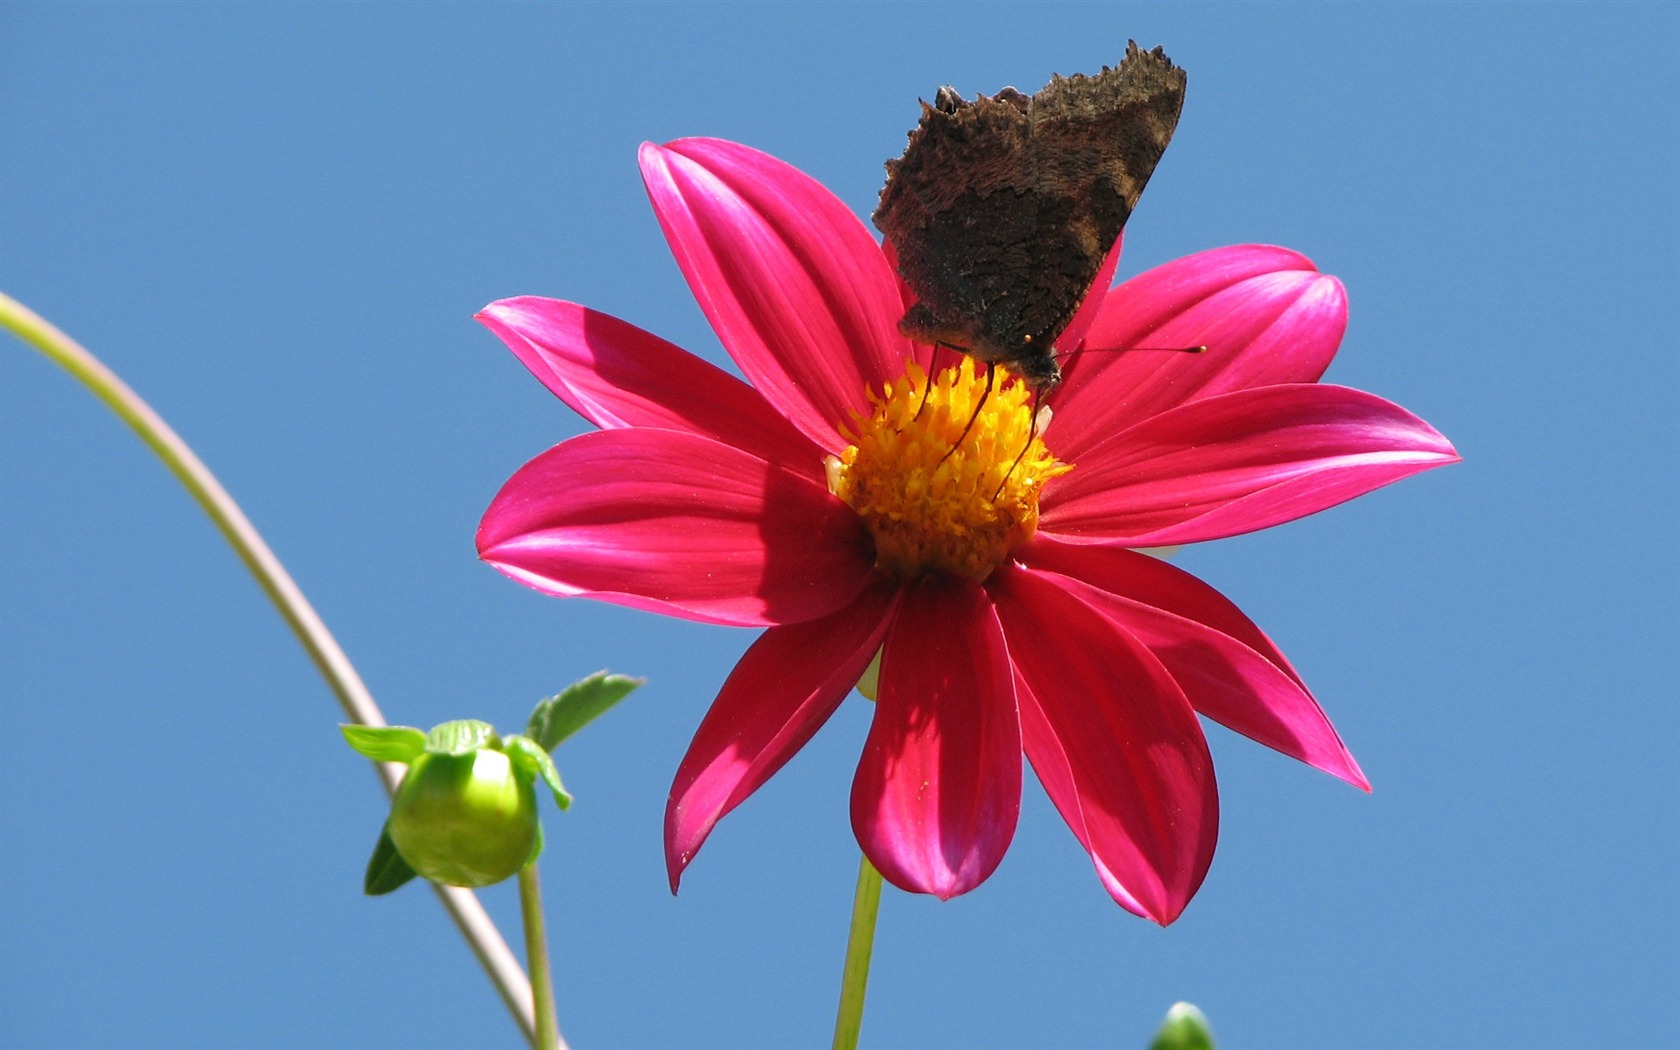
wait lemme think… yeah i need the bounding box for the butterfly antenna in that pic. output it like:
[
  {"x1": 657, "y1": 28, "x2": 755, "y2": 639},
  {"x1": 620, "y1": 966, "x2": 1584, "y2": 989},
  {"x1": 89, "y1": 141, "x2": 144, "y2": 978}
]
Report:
[
  {"x1": 1085, "y1": 343, "x2": 1208, "y2": 357},
  {"x1": 935, "y1": 362, "x2": 994, "y2": 468}
]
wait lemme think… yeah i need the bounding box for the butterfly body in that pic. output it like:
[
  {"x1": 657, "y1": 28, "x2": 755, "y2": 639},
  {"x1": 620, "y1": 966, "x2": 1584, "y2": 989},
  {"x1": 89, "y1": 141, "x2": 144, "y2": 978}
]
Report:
[{"x1": 873, "y1": 41, "x2": 1187, "y2": 391}]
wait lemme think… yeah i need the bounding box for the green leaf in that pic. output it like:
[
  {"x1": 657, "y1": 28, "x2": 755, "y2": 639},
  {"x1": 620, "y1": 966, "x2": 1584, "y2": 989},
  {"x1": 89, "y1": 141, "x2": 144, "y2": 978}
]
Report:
[
  {"x1": 505, "y1": 735, "x2": 572, "y2": 811},
  {"x1": 424, "y1": 719, "x2": 496, "y2": 756},
  {"x1": 524, "y1": 671, "x2": 644, "y2": 752},
  {"x1": 1149, "y1": 1002, "x2": 1216, "y2": 1050},
  {"x1": 364, "y1": 822, "x2": 419, "y2": 896},
  {"x1": 340, "y1": 724, "x2": 427, "y2": 763}
]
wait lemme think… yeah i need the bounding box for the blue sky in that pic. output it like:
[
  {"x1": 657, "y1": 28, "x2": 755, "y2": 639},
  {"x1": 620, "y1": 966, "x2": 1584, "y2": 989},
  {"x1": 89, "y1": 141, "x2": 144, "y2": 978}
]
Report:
[{"x1": 3, "y1": 4, "x2": 1675, "y2": 1048}]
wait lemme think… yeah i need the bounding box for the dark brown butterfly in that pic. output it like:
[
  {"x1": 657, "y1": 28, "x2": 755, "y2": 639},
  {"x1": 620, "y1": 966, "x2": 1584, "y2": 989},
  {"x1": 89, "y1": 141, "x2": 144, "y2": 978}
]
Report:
[{"x1": 873, "y1": 41, "x2": 1187, "y2": 391}]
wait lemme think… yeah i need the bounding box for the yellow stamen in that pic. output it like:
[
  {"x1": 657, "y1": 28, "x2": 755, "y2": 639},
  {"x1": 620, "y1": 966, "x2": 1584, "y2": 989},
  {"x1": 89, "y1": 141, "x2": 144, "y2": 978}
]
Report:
[{"x1": 827, "y1": 357, "x2": 1071, "y2": 582}]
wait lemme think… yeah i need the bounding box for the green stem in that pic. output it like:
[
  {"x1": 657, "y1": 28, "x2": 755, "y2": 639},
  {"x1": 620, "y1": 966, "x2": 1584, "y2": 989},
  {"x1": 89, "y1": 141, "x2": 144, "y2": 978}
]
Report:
[
  {"x1": 518, "y1": 863, "x2": 564, "y2": 1050},
  {"x1": 0, "y1": 292, "x2": 539, "y2": 1046},
  {"x1": 832, "y1": 854, "x2": 884, "y2": 1050}
]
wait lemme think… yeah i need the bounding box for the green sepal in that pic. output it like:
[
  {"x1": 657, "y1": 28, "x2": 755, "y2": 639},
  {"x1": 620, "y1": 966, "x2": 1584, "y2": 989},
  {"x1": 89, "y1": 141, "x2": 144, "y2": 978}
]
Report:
[
  {"x1": 364, "y1": 821, "x2": 419, "y2": 896},
  {"x1": 527, "y1": 820, "x2": 545, "y2": 867},
  {"x1": 1149, "y1": 1002, "x2": 1216, "y2": 1050},
  {"x1": 505, "y1": 734, "x2": 572, "y2": 811},
  {"x1": 425, "y1": 719, "x2": 496, "y2": 756},
  {"x1": 340, "y1": 724, "x2": 427, "y2": 763},
  {"x1": 524, "y1": 671, "x2": 644, "y2": 752}
]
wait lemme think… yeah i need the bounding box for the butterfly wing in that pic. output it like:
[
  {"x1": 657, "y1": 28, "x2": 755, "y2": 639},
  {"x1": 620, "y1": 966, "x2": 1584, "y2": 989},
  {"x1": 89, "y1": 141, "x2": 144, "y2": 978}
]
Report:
[
  {"x1": 874, "y1": 86, "x2": 1041, "y2": 362},
  {"x1": 873, "y1": 42, "x2": 1186, "y2": 381},
  {"x1": 1019, "y1": 42, "x2": 1186, "y2": 349}
]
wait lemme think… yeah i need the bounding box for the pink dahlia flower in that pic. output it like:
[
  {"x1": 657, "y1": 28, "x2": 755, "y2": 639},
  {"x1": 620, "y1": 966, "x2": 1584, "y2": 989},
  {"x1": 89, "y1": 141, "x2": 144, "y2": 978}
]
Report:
[{"x1": 477, "y1": 138, "x2": 1458, "y2": 924}]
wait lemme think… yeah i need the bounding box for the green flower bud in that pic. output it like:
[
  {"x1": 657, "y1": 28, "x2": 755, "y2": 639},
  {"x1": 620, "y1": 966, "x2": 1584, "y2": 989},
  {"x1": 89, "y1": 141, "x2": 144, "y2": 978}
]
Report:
[
  {"x1": 387, "y1": 747, "x2": 538, "y2": 888},
  {"x1": 1149, "y1": 1002, "x2": 1216, "y2": 1050}
]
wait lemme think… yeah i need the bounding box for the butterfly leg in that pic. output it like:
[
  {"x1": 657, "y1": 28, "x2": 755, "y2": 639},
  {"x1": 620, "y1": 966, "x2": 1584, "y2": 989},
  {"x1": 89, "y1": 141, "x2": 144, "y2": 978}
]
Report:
[
  {"x1": 913, "y1": 341, "x2": 968, "y2": 423},
  {"x1": 935, "y1": 361, "x2": 994, "y2": 468},
  {"x1": 993, "y1": 385, "x2": 1045, "y2": 500}
]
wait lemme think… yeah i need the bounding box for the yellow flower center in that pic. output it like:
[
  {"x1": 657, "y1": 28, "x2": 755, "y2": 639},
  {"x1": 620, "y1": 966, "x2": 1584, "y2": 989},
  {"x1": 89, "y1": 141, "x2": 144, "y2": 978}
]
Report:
[{"x1": 827, "y1": 357, "x2": 1071, "y2": 582}]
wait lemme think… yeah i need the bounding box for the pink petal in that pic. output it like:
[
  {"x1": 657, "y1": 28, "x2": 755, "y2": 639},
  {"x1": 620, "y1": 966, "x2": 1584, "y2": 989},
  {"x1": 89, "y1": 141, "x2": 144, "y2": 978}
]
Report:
[
  {"x1": 1008, "y1": 669, "x2": 1150, "y2": 919},
  {"x1": 666, "y1": 580, "x2": 899, "y2": 891},
  {"x1": 477, "y1": 428, "x2": 874, "y2": 627},
  {"x1": 1042, "y1": 384, "x2": 1460, "y2": 547},
  {"x1": 1053, "y1": 246, "x2": 1346, "y2": 459},
  {"x1": 476, "y1": 297, "x2": 821, "y2": 478},
  {"x1": 851, "y1": 576, "x2": 1021, "y2": 899},
  {"x1": 1020, "y1": 539, "x2": 1368, "y2": 789},
  {"x1": 1025, "y1": 535, "x2": 1304, "y2": 682},
  {"x1": 989, "y1": 563, "x2": 1218, "y2": 924},
  {"x1": 640, "y1": 139, "x2": 912, "y2": 452}
]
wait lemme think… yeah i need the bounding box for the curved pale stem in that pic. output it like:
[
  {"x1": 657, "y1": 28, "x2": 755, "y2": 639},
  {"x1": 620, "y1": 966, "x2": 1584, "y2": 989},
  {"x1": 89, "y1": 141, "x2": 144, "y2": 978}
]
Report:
[
  {"x1": 1, "y1": 291, "x2": 539, "y2": 1045},
  {"x1": 832, "y1": 854, "x2": 884, "y2": 1050},
  {"x1": 518, "y1": 862, "x2": 563, "y2": 1050}
]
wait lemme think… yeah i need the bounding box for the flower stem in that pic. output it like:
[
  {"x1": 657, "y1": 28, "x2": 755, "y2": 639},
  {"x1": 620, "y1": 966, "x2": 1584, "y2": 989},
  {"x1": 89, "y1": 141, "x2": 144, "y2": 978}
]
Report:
[
  {"x1": 518, "y1": 862, "x2": 564, "y2": 1050},
  {"x1": 0, "y1": 291, "x2": 539, "y2": 1045},
  {"x1": 832, "y1": 853, "x2": 884, "y2": 1050}
]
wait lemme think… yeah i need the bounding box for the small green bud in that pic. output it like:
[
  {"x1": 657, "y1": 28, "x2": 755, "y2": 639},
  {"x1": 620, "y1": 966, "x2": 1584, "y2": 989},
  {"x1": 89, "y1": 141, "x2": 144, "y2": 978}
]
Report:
[
  {"x1": 1149, "y1": 1001, "x2": 1216, "y2": 1050},
  {"x1": 386, "y1": 748, "x2": 538, "y2": 888}
]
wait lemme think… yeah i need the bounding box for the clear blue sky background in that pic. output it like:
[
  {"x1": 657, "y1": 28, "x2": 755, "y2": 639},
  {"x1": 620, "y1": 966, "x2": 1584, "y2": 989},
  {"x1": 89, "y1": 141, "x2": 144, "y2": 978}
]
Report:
[{"x1": 3, "y1": 4, "x2": 1676, "y2": 1048}]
